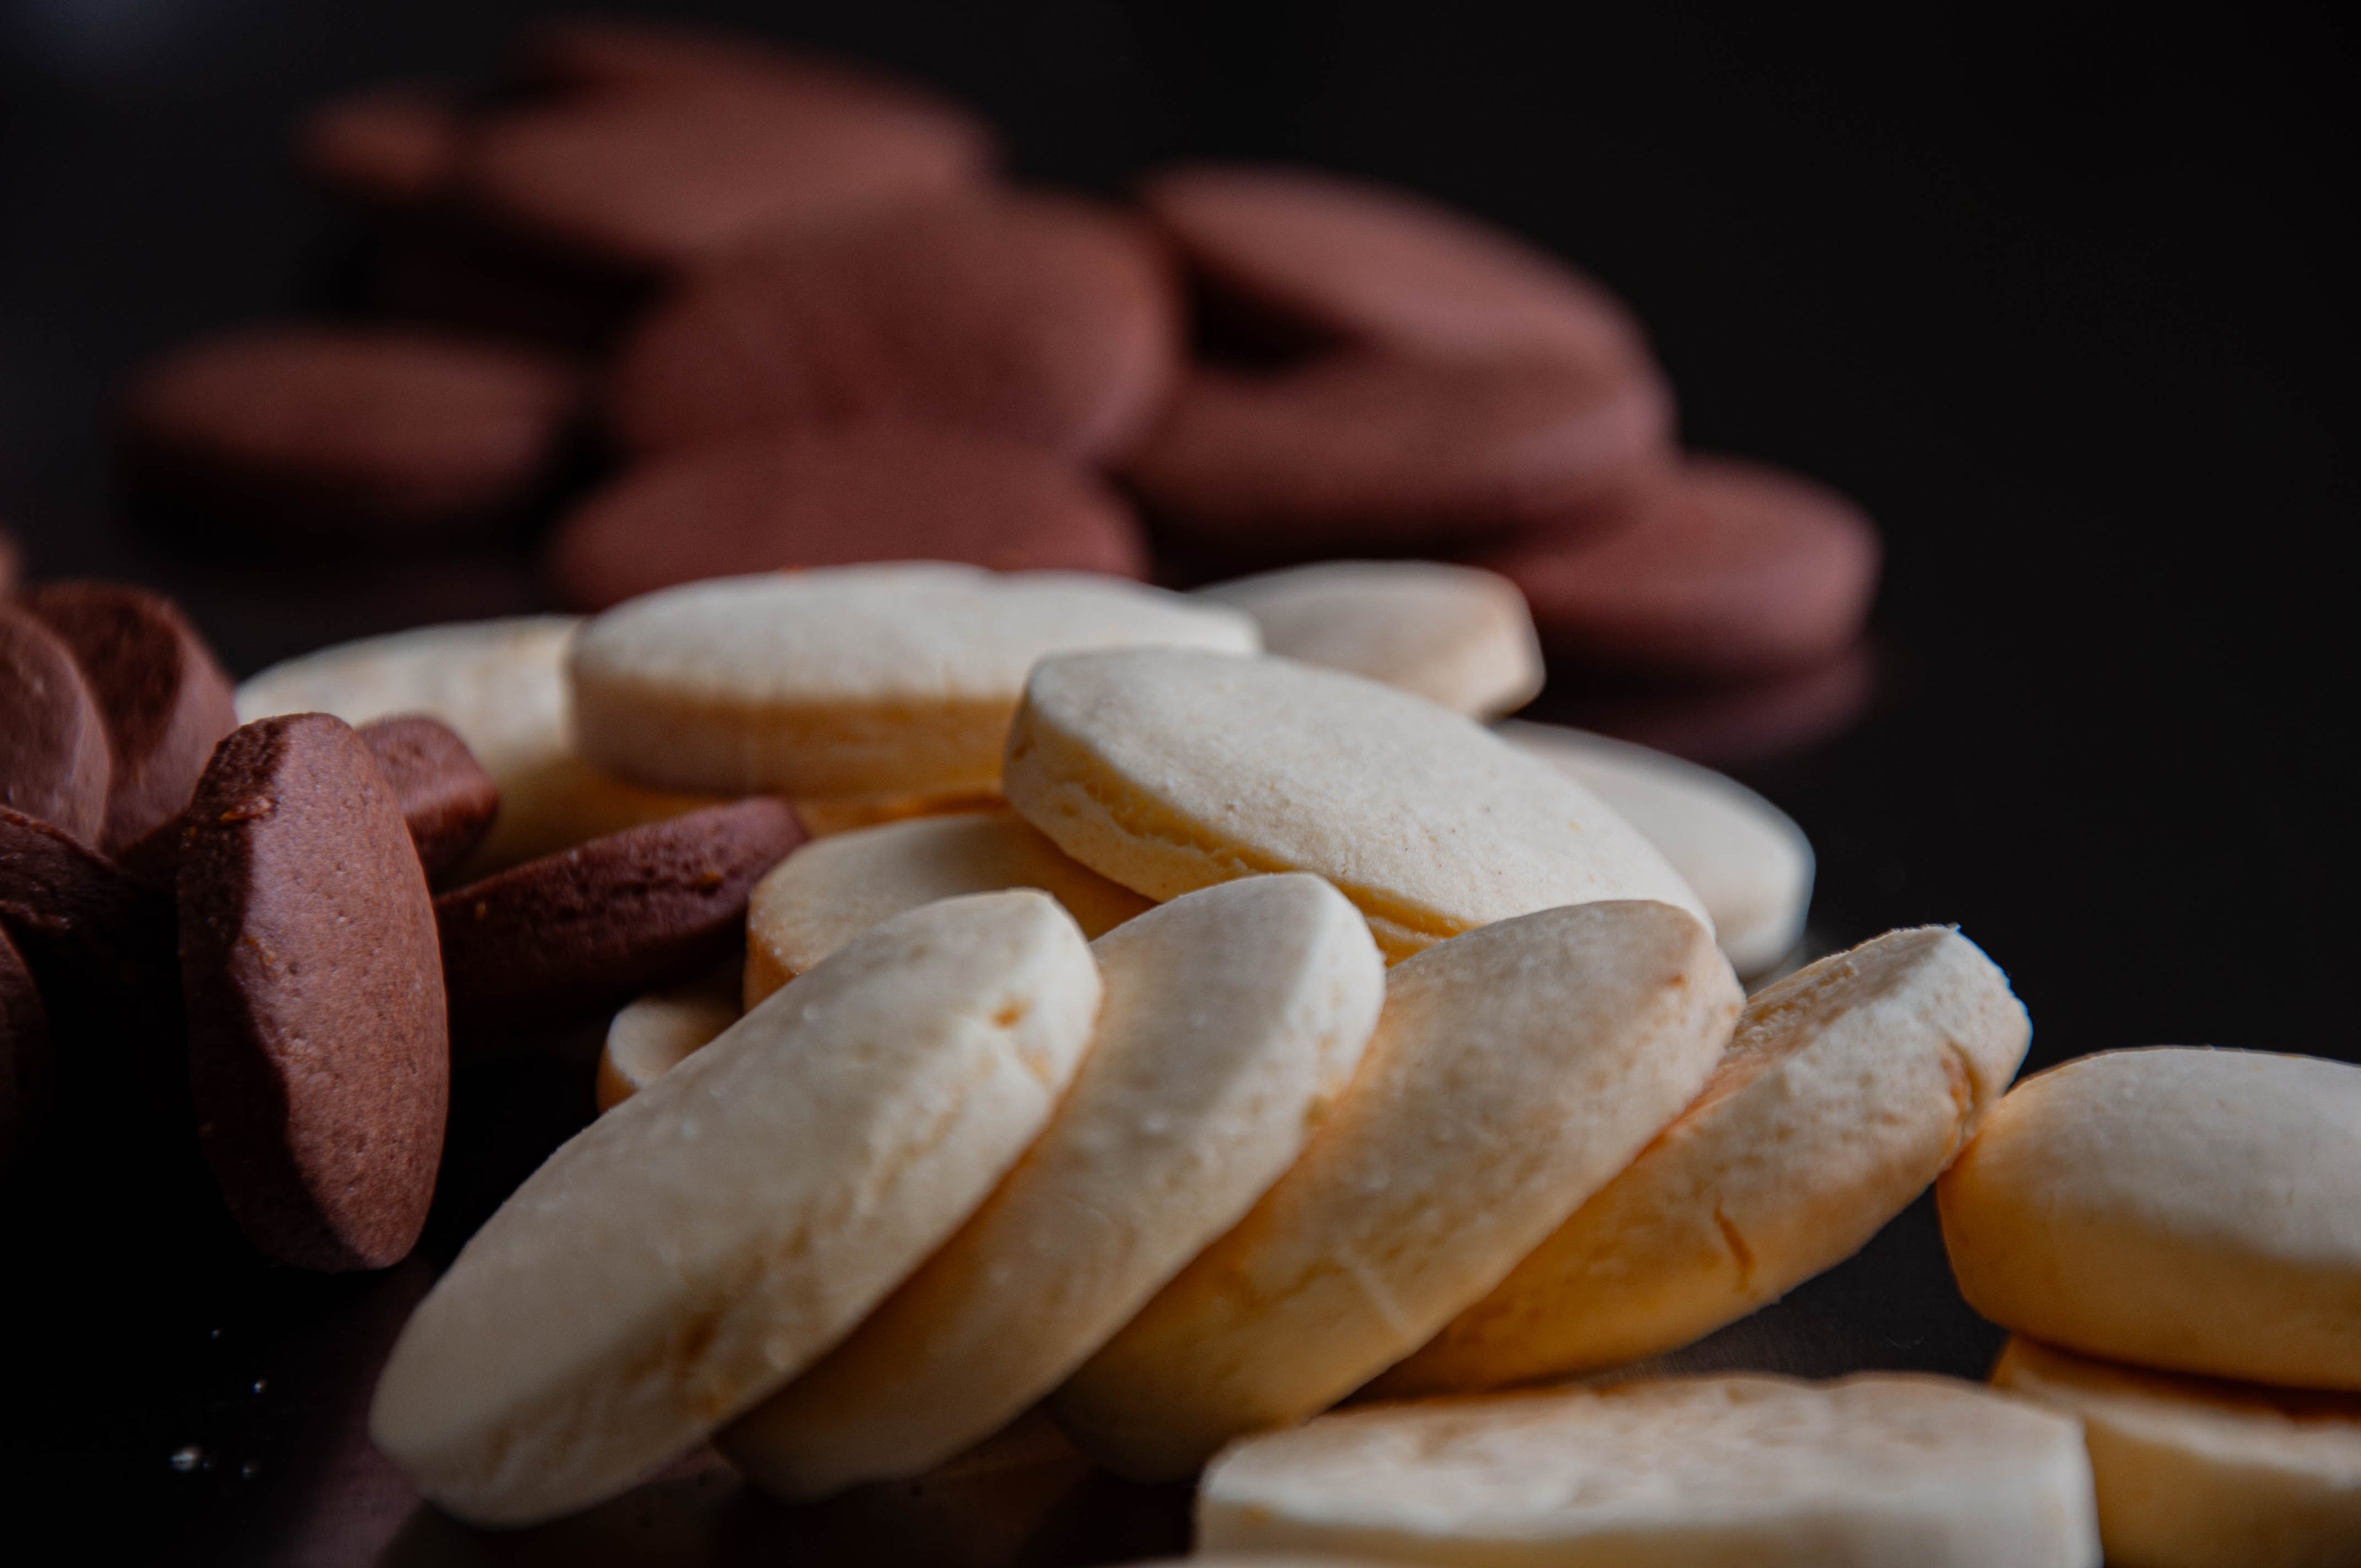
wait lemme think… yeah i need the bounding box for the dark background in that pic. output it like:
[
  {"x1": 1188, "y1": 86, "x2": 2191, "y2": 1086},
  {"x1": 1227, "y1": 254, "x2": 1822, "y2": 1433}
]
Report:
[{"x1": 3, "y1": 1, "x2": 2355, "y2": 1561}]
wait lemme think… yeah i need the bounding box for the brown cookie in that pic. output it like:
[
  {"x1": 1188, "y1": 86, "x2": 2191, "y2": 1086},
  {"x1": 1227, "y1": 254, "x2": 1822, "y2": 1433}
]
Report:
[
  {"x1": 1547, "y1": 641, "x2": 1878, "y2": 768},
  {"x1": 179, "y1": 715, "x2": 448, "y2": 1272},
  {"x1": 435, "y1": 798, "x2": 803, "y2": 1031},
  {"x1": 1, "y1": 926, "x2": 50, "y2": 1171},
  {"x1": 545, "y1": 426, "x2": 1150, "y2": 611},
  {"x1": 1, "y1": 602, "x2": 113, "y2": 844},
  {"x1": 18, "y1": 582, "x2": 239, "y2": 855},
  {"x1": 119, "y1": 324, "x2": 583, "y2": 539},
  {"x1": 1143, "y1": 163, "x2": 1648, "y2": 367},
  {"x1": 611, "y1": 191, "x2": 1181, "y2": 462},
  {"x1": 517, "y1": 15, "x2": 977, "y2": 119},
  {"x1": 297, "y1": 83, "x2": 468, "y2": 210},
  {"x1": 1474, "y1": 456, "x2": 1882, "y2": 679},
  {"x1": 356, "y1": 715, "x2": 500, "y2": 885},
  {"x1": 1125, "y1": 352, "x2": 1673, "y2": 562}
]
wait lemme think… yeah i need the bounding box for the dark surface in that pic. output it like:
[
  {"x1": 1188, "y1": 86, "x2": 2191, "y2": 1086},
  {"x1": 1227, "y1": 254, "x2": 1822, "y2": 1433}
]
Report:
[{"x1": 1, "y1": 1, "x2": 2355, "y2": 1561}]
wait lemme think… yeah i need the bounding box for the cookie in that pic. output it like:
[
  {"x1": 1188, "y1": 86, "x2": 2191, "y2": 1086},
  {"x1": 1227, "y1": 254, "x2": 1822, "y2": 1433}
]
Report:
[
  {"x1": 518, "y1": 15, "x2": 962, "y2": 106},
  {"x1": 434, "y1": 798, "x2": 804, "y2": 1031},
  {"x1": 1939, "y1": 1047, "x2": 2361, "y2": 1391},
  {"x1": 610, "y1": 192, "x2": 1180, "y2": 463},
  {"x1": 593, "y1": 964, "x2": 741, "y2": 1112},
  {"x1": 0, "y1": 806, "x2": 180, "y2": 1016},
  {"x1": 1474, "y1": 456, "x2": 1881, "y2": 679},
  {"x1": 1501, "y1": 721, "x2": 1814, "y2": 974},
  {"x1": 1556, "y1": 639, "x2": 1878, "y2": 769},
  {"x1": 1126, "y1": 352, "x2": 1672, "y2": 560},
  {"x1": 1198, "y1": 1374, "x2": 2100, "y2": 1567},
  {"x1": 370, "y1": 890, "x2": 1101, "y2": 1527},
  {"x1": 1, "y1": 603, "x2": 113, "y2": 844},
  {"x1": 1144, "y1": 163, "x2": 1649, "y2": 366},
  {"x1": 743, "y1": 809, "x2": 1151, "y2": 1005},
  {"x1": 1195, "y1": 560, "x2": 1542, "y2": 718},
  {"x1": 298, "y1": 84, "x2": 466, "y2": 210},
  {"x1": 544, "y1": 426, "x2": 1150, "y2": 612},
  {"x1": 355, "y1": 715, "x2": 500, "y2": 885},
  {"x1": 178, "y1": 714, "x2": 448, "y2": 1272},
  {"x1": 1053, "y1": 901, "x2": 1738, "y2": 1479},
  {"x1": 567, "y1": 564, "x2": 1257, "y2": 800},
  {"x1": 1002, "y1": 647, "x2": 1706, "y2": 962},
  {"x1": 1993, "y1": 1336, "x2": 2361, "y2": 1568},
  {"x1": 19, "y1": 581, "x2": 239, "y2": 854},
  {"x1": 1378, "y1": 927, "x2": 2030, "y2": 1398},
  {"x1": 1, "y1": 927, "x2": 49, "y2": 1170},
  {"x1": 723, "y1": 874, "x2": 1383, "y2": 1499},
  {"x1": 120, "y1": 325, "x2": 583, "y2": 537}
]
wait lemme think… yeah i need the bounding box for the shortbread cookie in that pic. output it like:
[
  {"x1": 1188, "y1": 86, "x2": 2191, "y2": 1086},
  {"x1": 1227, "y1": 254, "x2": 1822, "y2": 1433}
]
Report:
[
  {"x1": 1198, "y1": 1374, "x2": 2100, "y2": 1567},
  {"x1": 1501, "y1": 721, "x2": 1813, "y2": 975},
  {"x1": 743, "y1": 809, "x2": 1151, "y2": 1005},
  {"x1": 179, "y1": 715, "x2": 448, "y2": 1272},
  {"x1": 1197, "y1": 562, "x2": 1542, "y2": 718},
  {"x1": 356, "y1": 716, "x2": 500, "y2": 885},
  {"x1": 1993, "y1": 1336, "x2": 2361, "y2": 1568},
  {"x1": 1, "y1": 603, "x2": 113, "y2": 844},
  {"x1": 722, "y1": 875, "x2": 1385, "y2": 1497},
  {"x1": 569, "y1": 565, "x2": 1258, "y2": 800},
  {"x1": 594, "y1": 965, "x2": 741, "y2": 1112},
  {"x1": 1379, "y1": 927, "x2": 2030, "y2": 1396},
  {"x1": 1003, "y1": 648, "x2": 1704, "y2": 962},
  {"x1": 1053, "y1": 901, "x2": 1738, "y2": 1479},
  {"x1": 1939, "y1": 1047, "x2": 2361, "y2": 1390},
  {"x1": 370, "y1": 890, "x2": 1101, "y2": 1526}
]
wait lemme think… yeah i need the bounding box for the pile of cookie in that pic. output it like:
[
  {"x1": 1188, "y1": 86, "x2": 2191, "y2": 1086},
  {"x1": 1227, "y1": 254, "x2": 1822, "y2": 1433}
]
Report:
[{"x1": 113, "y1": 14, "x2": 1876, "y2": 728}]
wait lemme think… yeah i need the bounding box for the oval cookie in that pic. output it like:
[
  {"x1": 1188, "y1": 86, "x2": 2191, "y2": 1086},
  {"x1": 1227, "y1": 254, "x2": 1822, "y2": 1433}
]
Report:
[
  {"x1": 0, "y1": 602, "x2": 113, "y2": 844},
  {"x1": 593, "y1": 966, "x2": 742, "y2": 1113},
  {"x1": 355, "y1": 715, "x2": 501, "y2": 885}
]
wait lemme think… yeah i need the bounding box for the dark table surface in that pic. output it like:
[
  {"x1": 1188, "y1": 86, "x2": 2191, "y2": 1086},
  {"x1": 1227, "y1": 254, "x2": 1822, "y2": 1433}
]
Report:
[{"x1": 3, "y1": 2, "x2": 2355, "y2": 1561}]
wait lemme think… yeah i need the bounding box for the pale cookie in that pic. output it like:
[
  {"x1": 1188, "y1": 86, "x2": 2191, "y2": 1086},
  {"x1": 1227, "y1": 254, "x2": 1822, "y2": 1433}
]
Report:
[
  {"x1": 1993, "y1": 1336, "x2": 2361, "y2": 1568},
  {"x1": 1195, "y1": 561, "x2": 1542, "y2": 718},
  {"x1": 593, "y1": 964, "x2": 741, "y2": 1112},
  {"x1": 1003, "y1": 648, "x2": 1706, "y2": 962},
  {"x1": 368, "y1": 890, "x2": 1102, "y2": 1526},
  {"x1": 1501, "y1": 719, "x2": 1813, "y2": 975},
  {"x1": 1052, "y1": 901, "x2": 1738, "y2": 1479},
  {"x1": 568, "y1": 565, "x2": 1259, "y2": 800},
  {"x1": 1377, "y1": 927, "x2": 2030, "y2": 1397},
  {"x1": 743, "y1": 809, "x2": 1152, "y2": 1007},
  {"x1": 1197, "y1": 1374, "x2": 2100, "y2": 1567},
  {"x1": 1939, "y1": 1047, "x2": 2361, "y2": 1391},
  {"x1": 721, "y1": 874, "x2": 1384, "y2": 1498}
]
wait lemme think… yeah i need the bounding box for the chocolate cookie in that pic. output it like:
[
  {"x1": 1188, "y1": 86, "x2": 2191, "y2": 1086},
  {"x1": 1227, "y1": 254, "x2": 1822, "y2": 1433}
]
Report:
[
  {"x1": 298, "y1": 83, "x2": 467, "y2": 210},
  {"x1": 1126, "y1": 352, "x2": 1673, "y2": 561},
  {"x1": 119, "y1": 324, "x2": 583, "y2": 539},
  {"x1": 18, "y1": 582, "x2": 239, "y2": 855},
  {"x1": 435, "y1": 798, "x2": 803, "y2": 1031},
  {"x1": 610, "y1": 192, "x2": 1180, "y2": 463},
  {"x1": 1, "y1": 603, "x2": 113, "y2": 844},
  {"x1": 357, "y1": 715, "x2": 501, "y2": 885},
  {"x1": 1, "y1": 927, "x2": 49, "y2": 1171},
  {"x1": 1143, "y1": 163, "x2": 1648, "y2": 368},
  {"x1": 1473, "y1": 457, "x2": 1882, "y2": 679},
  {"x1": 179, "y1": 715, "x2": 448, "y2": 1272},
  {"x1": 545, "y1": 426, "x2": 1150, "y2": 611}
]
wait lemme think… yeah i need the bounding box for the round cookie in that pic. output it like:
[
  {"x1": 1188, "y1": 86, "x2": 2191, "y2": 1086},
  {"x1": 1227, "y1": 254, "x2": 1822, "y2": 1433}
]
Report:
[
  {"x1": 355, "y1": 716, "x2": 501, "y2": 885},
  {"x1": 1196, "y1": 561, "x2": 1542, "y2": 718},
  {"x1": 0, "y1": 804, "x2": 181, "y2": 1022},
  {"x1": 1052, "y1": 901, "x2": 1739, "y2": 1480},
  {"x1": 722, "y1": 875, "x2": 1385, "y2": 1498},
  {"x1": 298, "y1": 83, "x2": 465, "y2": 209},
  {"x1": 1, "y1": 926, "x2": 50, "y2": 1170},
  {"x1": 120, "y1": 325, "x2": 583, "y2": 537},
  {"x1": 1939, "y1": 1047, "x2": 2361, "y2": 1391},
  {"x1": 1126, "y1": 353, "x2": 1671, "y2": 559},
  {"x1": 1378, "y1": 927, "x2": 2030, "y2": 1398},
  {"x1": 1474, "y1": 456, "x2": 1881, "y2": 679},
  {"x1": 19, "y1": 581, "x2": 239, "y2": 854},
  {"x1": 567, "y1": 564, "x2": 1258, "y2": 800},
  {"x1": 0, "y1": 603, "x2": 113, "y2": 844},
  {"x1": 545, "y1": 427, "x2": 1149, "y2": 612},
  {"x1": 178, "y1": 714, "x2": 448, "y2": 1272},
  {"x1": 1142, "y1": 163, "x2": 1648, "y2": 366},
  {"x1": 1197, "y1": 1374, "x2": 2100, "y2": 1568},
  {"x1": 435, "y1": 798, "x2": 804, "y2": 1032},
  {"x1": 370, "y1": 890, "x2": 1102, "y2": 1527},
  {"x1": 1501, "y1": 721, "x2": 1814, "y2": 975},
  {"x1": 610, "y1": 192, "x2": 1180, "y2": 463},
  {"x1": 743, "y1": 809, "x2": 1151, "y2": 1006},
  {"x1": 1002, "y1": 647, "x2": 1706, "y2": 962},
  {"x1": 1993, "y1": 1336, "x2": 2361, "y2": 1568},
  {"x1": 593, "y1": 965, "x2": 742, "y2": 1113}
]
